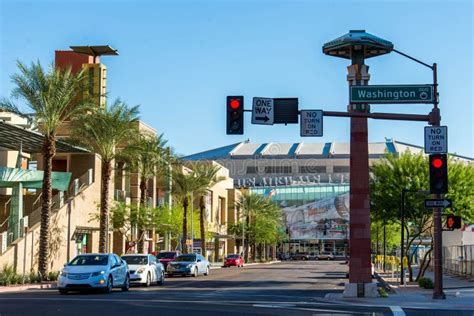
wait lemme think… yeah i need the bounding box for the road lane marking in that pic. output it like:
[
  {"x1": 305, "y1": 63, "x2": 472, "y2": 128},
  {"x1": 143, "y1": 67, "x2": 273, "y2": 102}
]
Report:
[{"x1": 389, "y1": 306, "x2": 405, "y2": 316}]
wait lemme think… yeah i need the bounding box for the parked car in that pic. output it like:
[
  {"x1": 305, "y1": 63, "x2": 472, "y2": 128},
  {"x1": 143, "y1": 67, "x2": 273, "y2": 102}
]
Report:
[
  {"x1": 316, "y1": 252, "x2": 335, "y2": 260},
  {"x1": 122, "y1": 254, "x2": 164, "y2": 286},
  {"x1": 224, "y1": 254, "x2": 244, "y2": 267},
  {"x1": 58, "y1": 253, "x2": 129, "y2": 294},
  {"x1": 277, "y1": 253, "x2": 291, "y2": 261},
  {"x1": 290, "y1": 252, "x2": 310, "y2": 260},
  {"x1": 167, "y1": 254, "x2": 210, "y2": 277},
  {"x1": 156, "y1": 251, "x2": 179, "y2": 270}
]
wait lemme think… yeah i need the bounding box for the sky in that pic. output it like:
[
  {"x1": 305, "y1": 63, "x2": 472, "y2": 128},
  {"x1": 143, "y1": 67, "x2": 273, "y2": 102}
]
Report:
[{"x1": 0, "y1": 0, "x2": 473, "y2": 158}]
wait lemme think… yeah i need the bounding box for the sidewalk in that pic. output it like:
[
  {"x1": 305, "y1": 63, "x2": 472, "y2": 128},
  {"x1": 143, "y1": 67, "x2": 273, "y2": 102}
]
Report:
[
  {"x1": 324, "y1": 268, "x2": 474, "y2": 311},
  {"x1": 0, "y1": 282, "x2": 56, "y2": 293},
  {"x1": 209, "y1": 260, "x2": 280, "y2": 269}
]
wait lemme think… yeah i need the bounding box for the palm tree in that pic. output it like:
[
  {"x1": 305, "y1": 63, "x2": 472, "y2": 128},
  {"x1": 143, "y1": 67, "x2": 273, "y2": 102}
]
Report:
[
  {"x1": 189, "y1": 162, "x2": 225, "y2": 258},
  {"x1": 172, "y1": 167, "x2": 201, "y2": 253},
  {"x1": 72, "y1": 100, "x2": 139, "y2": 253},
  {"x1": 0, "y1": 61, "x2": 93, "y2": 278},
  {"x1": 235, "y1": 192, "x2": 270, "y2": 262},
  {"x1": 121, "y1": 132, "x2": 168, "y2": 252}
]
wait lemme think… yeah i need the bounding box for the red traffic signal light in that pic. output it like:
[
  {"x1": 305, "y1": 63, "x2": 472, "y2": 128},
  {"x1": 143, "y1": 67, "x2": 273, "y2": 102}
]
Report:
[
  {"x1": 446, "y1": 215, "x2": 462, "y2": 230},
  {"x1": 429, "y1": 154, "x2": 448, "y2": 194},
  {"x1": 230, "y1": 99, "x2": 241, "y2": 110},
  {"x1": 226, "y1": 96, "x2": 244, "y2": 135}
]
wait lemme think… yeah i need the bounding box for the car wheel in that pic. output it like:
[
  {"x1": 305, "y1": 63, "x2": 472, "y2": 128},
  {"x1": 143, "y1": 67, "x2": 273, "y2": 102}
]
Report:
[
  {"x1": 204, "y1": 266, "x2": 210, "y2": 276},
  {"x1": 59, "y1": 289, "x2": 68, "y2": 295},
  {"x1": 122, "y1": 275, "x2": 130, "y2": 292},
  {"x1": 105, "y1": 276, "x2": 113, "y2": 294},
  {"x1": 145, "y1": 273, "x2": 151, "y2": 287},
  {"x1": 192, "y1": 268, "x2": 198, "y2": 277},
  {"x1": 158, "y1": 272, "x2": 165, "y2": 286}
]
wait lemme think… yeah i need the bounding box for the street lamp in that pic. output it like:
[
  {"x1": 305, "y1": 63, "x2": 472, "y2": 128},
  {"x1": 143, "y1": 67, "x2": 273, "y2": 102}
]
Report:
[{"x1": 323, "y1": 30, "x2": 394, "y2": 295}]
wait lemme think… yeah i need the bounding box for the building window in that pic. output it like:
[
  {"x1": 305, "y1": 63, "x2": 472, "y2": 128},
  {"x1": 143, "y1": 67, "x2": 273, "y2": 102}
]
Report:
[
  {"x1": 264, "y1": 166, "x2": 292, "y2": 174},
  {"x1": 246, "y1": 166, "x2": 258, "y2": 174},
  {"x1": 88, "y1": 67, "x2": 94, "y2": 96},
  {"x1": 333, "y1": 166, "x2": 350, "y2": 173},
  {"x1": 299, "y1": 166, "x2": 326, "y2": 173}
]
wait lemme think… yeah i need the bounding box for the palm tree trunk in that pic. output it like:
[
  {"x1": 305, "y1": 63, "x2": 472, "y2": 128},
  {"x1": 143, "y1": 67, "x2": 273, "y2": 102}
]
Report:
[
  {"x1": 38, "y1": 135, "x2": 55, "y2": 279},
  {"x1": 244, "y1": 215, "x2": 250, "y2": 262},
  {"x1": 199, "y1": 196, "x2": 206, "y2": 257},
  {"x1": 182, "y1": 197, "x2": 188, "y2": 254},
  {"x1": 138, "y1": 178, "x2": 148, "y2": 253},
  {"x1": 99, "y1": 160, "x2": 112, "y2": 253}
]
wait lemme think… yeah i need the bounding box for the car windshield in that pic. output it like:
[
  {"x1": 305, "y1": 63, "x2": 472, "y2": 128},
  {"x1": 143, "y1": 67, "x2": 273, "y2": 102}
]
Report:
[
  {"x1": 174, "y1": 255, "x2": 196, "y2": 262},
  {"x1": 122, "y1": 256, "x2": 148, "y2": 265},
  {"x1": 157, "y1": 252, "x2": 176, "y2": 259},
  {"x1": 69, "y1": 255, "x2": 108, "y2": 266},
  {"x1": 227, "y1": 254, "x2": 239, "y2": 258}
]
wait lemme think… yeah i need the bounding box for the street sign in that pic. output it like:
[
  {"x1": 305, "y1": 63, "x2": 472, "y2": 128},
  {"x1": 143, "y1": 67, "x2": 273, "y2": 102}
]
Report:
[
  {"x1": 425, "y1": 199, "x2": 452, "y2": 208},
  {"x1": 425, "y1": 126, "x2": 447, "y2": 154},
  {"x1": 350, "y1": 85, "x2": 434, "y2": 104},
  {"x1": 252, "y1": 97, "x2": 274, "y2": 125},
  {"x1": 273, "y1": 98, "x2": 299, "y2": 124},
  {"x1": 300, "y1": 110, "x2": 323, "y2": 137}
]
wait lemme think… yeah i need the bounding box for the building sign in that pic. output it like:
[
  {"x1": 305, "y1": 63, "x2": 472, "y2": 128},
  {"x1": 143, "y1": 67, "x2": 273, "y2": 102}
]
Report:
[
  {"x1": 235, "y1": 173, "x2": 349, "y2": 188},
  {"x1": 350, "y1": 85, "x2": 434, "y2": 104},
  {"x1": 283, "y1": 193, "x2": 349, "y2": 240}
]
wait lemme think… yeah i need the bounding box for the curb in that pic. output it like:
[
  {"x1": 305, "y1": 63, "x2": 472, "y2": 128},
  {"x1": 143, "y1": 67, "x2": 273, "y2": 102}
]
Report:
[{"x1": 0, "y1": 282, "x2": 57, "y2": 293}]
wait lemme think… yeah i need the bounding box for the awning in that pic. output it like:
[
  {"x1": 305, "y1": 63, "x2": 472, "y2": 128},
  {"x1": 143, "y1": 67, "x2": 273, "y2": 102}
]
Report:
[
  {"x1": 0, "y1": 167, "x2": 71, "y2": 191},
  {"x1": 71, "y1": 226, "x2": 99, "y2": 241},
  {"x1": 0, "y1": 120, "x2": 89, "y2": 153}
]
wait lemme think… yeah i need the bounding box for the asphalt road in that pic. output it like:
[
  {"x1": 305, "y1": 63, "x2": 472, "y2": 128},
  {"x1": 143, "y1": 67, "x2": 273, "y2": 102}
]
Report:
[{"x1": 0, "y1": 261, "x2": 470, "y2": 315}]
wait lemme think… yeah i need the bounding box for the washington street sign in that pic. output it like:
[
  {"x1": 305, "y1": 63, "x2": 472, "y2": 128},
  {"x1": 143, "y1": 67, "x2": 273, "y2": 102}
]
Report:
[{"x1": 350, "y1": 85, "x2": 434, "y2": 104}]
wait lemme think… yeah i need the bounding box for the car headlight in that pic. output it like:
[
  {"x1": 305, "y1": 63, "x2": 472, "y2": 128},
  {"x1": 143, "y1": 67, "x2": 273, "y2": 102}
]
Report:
[
  {"x1": 91, "y1": 271, "x2": 106, "y2": 277},
  {"x1": 60, "y1": 271, "x2": 68, "y2": 277},
  {"x1": 186, "y1": 264, "x2": 193, "y2": 269},
  {"x1": 137, "y1": 267, "x2": 146, "y2": 274}
]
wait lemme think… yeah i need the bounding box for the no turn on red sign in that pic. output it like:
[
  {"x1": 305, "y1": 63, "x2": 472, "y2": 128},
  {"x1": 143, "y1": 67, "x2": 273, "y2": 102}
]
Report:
[{"x1": 424, "y1": 126, "x2": 447, "y2": 154}]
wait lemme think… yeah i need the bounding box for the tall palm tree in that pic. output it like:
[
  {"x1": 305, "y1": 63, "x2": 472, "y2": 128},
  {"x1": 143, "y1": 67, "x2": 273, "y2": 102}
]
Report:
[
  {"x1": 72, "y1": 100, "x2": 139, "y2": 253},
  {"x1": 121, "y1": 132, "x2": 168, "y2": 252},
  {"x1": 0, "y1": 61, "x2": 93, "y2": 278},
  {"x1": 172, "y1": 167, "x2": 201, "y2": 253},
  {"x1": 189, "y1": 162, "x2": 225, "y2": 257},
  {"x1": 235, "y1": 192, "x2": 270, "y2": 262}
]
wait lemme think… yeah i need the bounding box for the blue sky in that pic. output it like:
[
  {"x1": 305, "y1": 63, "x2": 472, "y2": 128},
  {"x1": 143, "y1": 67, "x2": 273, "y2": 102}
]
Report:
[{"x1": 1, "y1": 0, "x2": 472, "y2": 157}]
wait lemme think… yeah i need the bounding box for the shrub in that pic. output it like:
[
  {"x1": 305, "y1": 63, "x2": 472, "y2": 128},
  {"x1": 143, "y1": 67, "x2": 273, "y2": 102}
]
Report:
[
  {"x1": 418, "y1": 277, "x2": 434, "y2": 289},
  {"x1": 0, "y1": 265, "x2": 17, "y2": 286},
  {"x1": 378, "y1": 287, "x2": 389, "y2": 298},
  {"x1": 47, "y1": 271, "x2": 60, "y2": 281}
]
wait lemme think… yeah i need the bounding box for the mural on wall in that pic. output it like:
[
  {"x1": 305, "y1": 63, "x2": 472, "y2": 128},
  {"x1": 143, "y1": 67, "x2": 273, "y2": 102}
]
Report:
[{"x1": 283, "y1": 193, "x2": 349, "y2": 240}]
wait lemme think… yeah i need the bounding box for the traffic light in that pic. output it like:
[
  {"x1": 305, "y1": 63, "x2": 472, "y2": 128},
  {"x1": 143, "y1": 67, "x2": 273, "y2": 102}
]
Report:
[
  {"x1": 226, "y1": 96, "x2": 244, "y2": 135},
  {"x1": 429, "y1": 154, "x2": 448, "y2": 194},
  {"x1": 446, "y1": 215, "x2": 462, "y2": 230}
]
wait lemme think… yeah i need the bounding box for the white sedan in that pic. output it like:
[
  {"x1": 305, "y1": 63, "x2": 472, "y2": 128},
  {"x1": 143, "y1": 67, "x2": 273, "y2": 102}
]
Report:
[
  {"x1": 58, "y1": 253, "x2": 130, "y2": 294},
  {"x1": 122, "y1": 254, "x2": 165, "y2": 286}
]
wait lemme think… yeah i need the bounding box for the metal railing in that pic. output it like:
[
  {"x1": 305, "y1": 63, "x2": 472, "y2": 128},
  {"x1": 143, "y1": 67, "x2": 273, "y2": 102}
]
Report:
[{"x1": 443, "y1": 245, "x2": 474, "y2": 278}]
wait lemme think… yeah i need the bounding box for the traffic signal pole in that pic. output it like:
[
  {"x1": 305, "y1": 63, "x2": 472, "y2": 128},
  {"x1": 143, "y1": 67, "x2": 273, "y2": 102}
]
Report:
[{"x1": 431, "y1": 63, "x2": 446, "y2": 299}]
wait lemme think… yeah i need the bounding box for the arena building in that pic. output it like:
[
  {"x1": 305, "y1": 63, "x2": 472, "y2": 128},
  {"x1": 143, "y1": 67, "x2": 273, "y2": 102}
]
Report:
[{"x1": 185, "y1": 140, "x2": 472, "y2": 257}]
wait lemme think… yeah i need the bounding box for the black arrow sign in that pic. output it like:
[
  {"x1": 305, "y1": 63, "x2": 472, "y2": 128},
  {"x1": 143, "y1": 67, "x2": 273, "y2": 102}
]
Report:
[
  {"x1": 255, "y1": 116, "x2": 270, "y2": 122},
  {"x1": 424, "y1": 199, "x2": 452, "y2": 208}
]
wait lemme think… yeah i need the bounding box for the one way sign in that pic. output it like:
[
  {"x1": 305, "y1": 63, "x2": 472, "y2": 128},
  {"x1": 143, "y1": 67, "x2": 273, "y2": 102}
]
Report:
[
  {"x1": 252, "y1": 97, "x2": 274, "y2": 125},
  {"x1": 425, "y1": 199, "x2": 452, "y2": 208}
]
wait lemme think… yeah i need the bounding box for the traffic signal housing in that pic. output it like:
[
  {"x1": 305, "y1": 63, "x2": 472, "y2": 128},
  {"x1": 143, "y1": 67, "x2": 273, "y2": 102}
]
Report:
[
  {"x1": 446, "y1": 215, "x2": 462, "y2": 230},
  {"x1": 226, "y1": 96, "x2": 244, "y2": 135},
  {"x1": 429, "y1": 154, "x2": 448, "y2": 194}
]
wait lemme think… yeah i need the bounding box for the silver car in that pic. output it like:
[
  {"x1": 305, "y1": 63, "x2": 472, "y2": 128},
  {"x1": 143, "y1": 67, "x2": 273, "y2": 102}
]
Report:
[
  {"x1": 58, "y1": 253, "x2": 129, "y2": 294},
  {"x1": 167, "y1": 254, "x2": 210, "y2": 277},
  {"x1": 122, "y1": 254, "x2": 165, "y2": 286}
]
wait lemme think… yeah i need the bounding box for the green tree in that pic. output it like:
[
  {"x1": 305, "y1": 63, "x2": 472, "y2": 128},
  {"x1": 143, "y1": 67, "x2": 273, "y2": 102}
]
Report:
[
  {"x1": 188, "y1": 162, "x2": 225, "y2": 256},
  {"x1": 121, "y1": 132, "x2": 168, "y2": 252},
  {"x1": 172, "y1": 167, "x2": 202, "y2": 253},
  {"x1": 0, "y1": 61, "x2": 93, "y2": 278},
  {"x1": 72, "y1": 100, "x2": 139, "y2": 253},
  {"x1": 371, "y1": 151, "x2": 474, "y2": 281}
]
